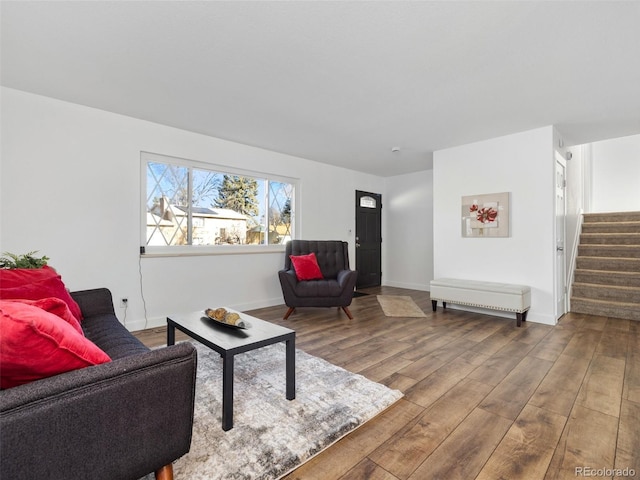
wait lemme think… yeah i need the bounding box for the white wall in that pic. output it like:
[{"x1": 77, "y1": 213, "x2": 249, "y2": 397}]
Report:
[
  {"x1": 565, "y1": 145, "x2": 586, "y2": 243},
  {"x1": 565, "y1": 143, "x2": 588, "y2": 294},
  {"x1": 384, "y1": 170, "x2": 433, "y2": 290},
  {"x1": 433, "y1": 126, "x2": 557, "y2": 325},
  {"x1": 1, "y1": 88, "x2": 385, "y2": 330},
  {"x1": 591, "y1": 133, "x2": 640, "y2": 212}
]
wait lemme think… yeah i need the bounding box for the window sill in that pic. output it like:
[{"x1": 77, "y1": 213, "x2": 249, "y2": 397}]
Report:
[{"x1": 141, "y1": 244, "x2": 286, "y2": 258}]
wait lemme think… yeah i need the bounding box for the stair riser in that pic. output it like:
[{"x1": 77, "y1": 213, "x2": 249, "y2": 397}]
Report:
[
  {"x1": 572, "y1": 285, "x2": 640, "y2": 303},
  {"x1": 584, "y1": 212, "x2": 640, "y2": 223},
  {"x1": 580, "y1": 234, "x2": 640, "y2": 245},
  {"x1": 574, "y1": 271, "x2": 640, "y2": 288},
  {"x1": 578, "y1": 245, "x2": 640, "y2": 258},
  {"x1": 571, "y1": 299, "x2": 640, "y2": 321},
  {"x1": 576, "y1": 257, "x2": 640, "y2": 272},
  {"x1": 582, "y1": 224, "x2": 640, "y2": 234}
]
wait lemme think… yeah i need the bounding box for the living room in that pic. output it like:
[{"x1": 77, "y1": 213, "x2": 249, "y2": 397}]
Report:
[
  {"x1": 2, "y1": 2, "x2": 640, "y2": 479},
  {"x1": 2, "y1": 1, "x2": 639, "y2": 332}
]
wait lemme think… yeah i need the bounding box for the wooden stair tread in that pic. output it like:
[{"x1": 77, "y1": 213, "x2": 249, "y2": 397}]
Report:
[
  {"x1": 583, "y1": 220, "x2": 640, "y2": 225},
  {"x1": 575, "y1": 268, "x2": 640, "y2": 275},
  {"x1": 580, "y1": 232, "x2": 640, "y2": 235},
  {"x1": 577, "y1": 255, "x2": 640, "y2": 260},
  {"x1": 580, "y1": 243, "x2": 640, "y2": 250},
  {"x1": 573, "y1": 282, "x2": 640, "y2": 291}
]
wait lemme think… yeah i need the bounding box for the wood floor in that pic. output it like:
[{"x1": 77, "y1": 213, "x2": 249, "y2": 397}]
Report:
[{"x1": 133, "y1": 286, "x2": 640, "y2": 480}]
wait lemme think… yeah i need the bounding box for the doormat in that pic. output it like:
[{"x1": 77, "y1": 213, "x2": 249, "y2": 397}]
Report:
[{"x1": 377, "y1": 295, "x2": 427, "y2": 318}]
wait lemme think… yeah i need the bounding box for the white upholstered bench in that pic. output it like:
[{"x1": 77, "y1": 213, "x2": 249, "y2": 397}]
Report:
[{"x1": 430, "y1": 278, "x2": 531, "y2": 327}]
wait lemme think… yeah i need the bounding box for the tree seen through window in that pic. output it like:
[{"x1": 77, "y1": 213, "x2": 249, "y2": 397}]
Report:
[{"x1": 145, "y1": 157, "x2": 295, "y2": 247}]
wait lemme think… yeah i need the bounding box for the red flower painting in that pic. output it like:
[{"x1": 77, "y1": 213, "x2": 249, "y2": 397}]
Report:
[
  {"x1": 470, "y1": 204, "x2": 498, "y2": 223},
  {"x1": 462, "y1": 192, "x2": 509, "y2": 237}
]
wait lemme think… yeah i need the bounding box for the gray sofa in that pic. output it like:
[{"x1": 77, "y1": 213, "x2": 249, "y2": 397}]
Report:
[
  {"x1": 0, "y1": 288, "x2": 197, "y2": 480},
  {"x1": 278, "y1": 240, "x2": 358, "y2": 319}
]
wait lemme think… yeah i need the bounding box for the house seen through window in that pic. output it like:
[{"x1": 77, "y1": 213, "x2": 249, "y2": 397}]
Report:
[{"x1": 143, "y1": 153, "x2": 295, "y2": 249}]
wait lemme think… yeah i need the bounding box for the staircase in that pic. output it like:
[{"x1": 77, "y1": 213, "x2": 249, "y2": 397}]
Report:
[{"x1": 570, "y1": 211, "x2": 640, "y2": 321}]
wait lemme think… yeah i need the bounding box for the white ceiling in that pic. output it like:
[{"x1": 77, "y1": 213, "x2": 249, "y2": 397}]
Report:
[{"x1": 2, "y1": 1, "x2": 639, "y2": 176}]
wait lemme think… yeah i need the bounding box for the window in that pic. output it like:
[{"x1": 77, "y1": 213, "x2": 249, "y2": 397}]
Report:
[
  {"x1": 143, "y1": 152, "x2": 296, "y2": 253},
  {"x1": 360, "y1": 196, "x2": 377, "y2": 208}
]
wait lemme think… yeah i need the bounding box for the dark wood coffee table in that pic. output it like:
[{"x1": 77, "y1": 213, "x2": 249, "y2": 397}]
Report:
[{"x1": 167, "y1": 309, "x2": 295, "y2": 431}]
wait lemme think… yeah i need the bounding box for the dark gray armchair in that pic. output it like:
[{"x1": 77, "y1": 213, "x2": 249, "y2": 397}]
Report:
[{"x1": 278, "y1": 240, "x2": 358, "y2": 319}]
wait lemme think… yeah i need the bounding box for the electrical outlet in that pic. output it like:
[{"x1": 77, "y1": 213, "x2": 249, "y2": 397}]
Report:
[{"x1": 120, "y1": 298, "x2": 128, "y2": 308}]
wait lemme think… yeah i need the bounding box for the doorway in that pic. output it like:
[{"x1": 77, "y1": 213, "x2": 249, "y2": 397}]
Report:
[{"x1": 355, "y1": 190, "x2": 382, "y2": 289}]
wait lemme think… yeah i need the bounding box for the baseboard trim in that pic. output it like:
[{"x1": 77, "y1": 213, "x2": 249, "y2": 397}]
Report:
[
  {"x1": 383, "y1": 280, "x2": 430, "y2": 291},
  {"x1": 124, "y1": 296, "x2": 286, "y2": 332}
]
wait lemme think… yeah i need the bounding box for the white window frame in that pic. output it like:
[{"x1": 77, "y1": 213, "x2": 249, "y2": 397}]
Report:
[{"x1": 141, "y1": 151, "x2": 299, "y2": 257}]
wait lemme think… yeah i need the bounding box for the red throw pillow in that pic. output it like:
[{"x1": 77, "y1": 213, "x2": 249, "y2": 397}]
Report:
[
  {"x1": 3, "y1": 297, "x2": 83, "y2": 335},
  {"x1": 0, "y1": 266, "x2": 83, "y2": 321},
  {"x1": 289, "y1": 253, "x2": 324, "y2": 281},
  {"x1": 0, "y1": 301, "x2": 110, "y2": 389}
]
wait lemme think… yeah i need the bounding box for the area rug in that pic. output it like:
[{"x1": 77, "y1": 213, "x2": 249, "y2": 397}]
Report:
[
  {"x1": 377, "y1": 295, "x2": 427, "y2": 318},
  {"x1": 142, "y1": 341, "x2": 402, "y2": 480}
]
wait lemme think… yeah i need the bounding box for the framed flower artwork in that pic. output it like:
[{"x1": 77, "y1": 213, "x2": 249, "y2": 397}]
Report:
[{"x1": 461, "y1": 192, "x2": 510, "y2": 237}]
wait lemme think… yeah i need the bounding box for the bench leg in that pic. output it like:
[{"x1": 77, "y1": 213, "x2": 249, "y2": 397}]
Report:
[
  {"x1": 432, "y1": 301, "x2": 447, "y2": 311},
  {"x1": 516, "y1": 311, "x2": 528, "y2": 327}
]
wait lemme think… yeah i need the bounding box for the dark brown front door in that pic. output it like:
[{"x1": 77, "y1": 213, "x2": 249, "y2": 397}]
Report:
[{"x1": 355, "y1": 190, "x2": 382, "y2": 289}]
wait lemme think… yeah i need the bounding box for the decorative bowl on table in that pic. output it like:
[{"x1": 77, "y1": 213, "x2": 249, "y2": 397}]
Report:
[{"x1": 204, "y1": 308, "x2": 251, "y2": 329}]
